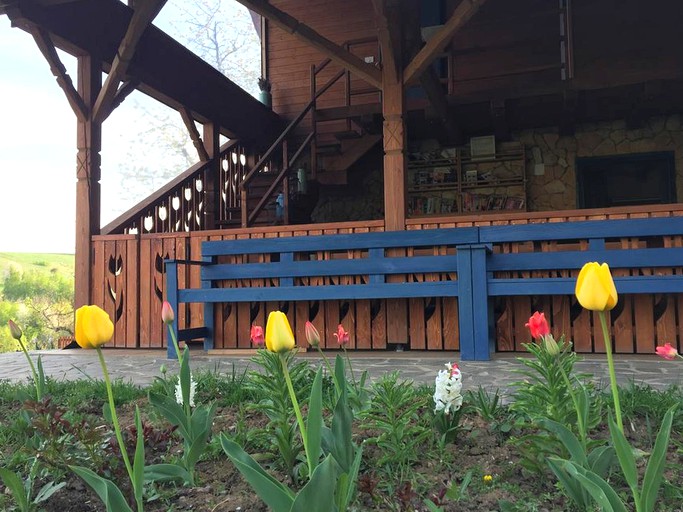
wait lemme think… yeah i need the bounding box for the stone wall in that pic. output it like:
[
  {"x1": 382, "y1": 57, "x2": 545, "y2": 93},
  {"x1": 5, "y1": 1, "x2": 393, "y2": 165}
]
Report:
[{"x1": 518, "y1": 115, "x2": 683, "y2": 211}]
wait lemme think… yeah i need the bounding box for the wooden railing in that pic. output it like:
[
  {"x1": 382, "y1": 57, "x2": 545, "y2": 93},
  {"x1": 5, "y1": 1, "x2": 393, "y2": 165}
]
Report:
[
  {"x1": 102, "y1": 140, "x2": 255, "y2": 235},
  {"x1": 93, "y1": 204, "x2": 683, "y2": 355}
]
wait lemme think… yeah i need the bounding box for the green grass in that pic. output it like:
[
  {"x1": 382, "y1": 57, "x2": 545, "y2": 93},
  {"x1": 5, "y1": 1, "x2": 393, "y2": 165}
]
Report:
[{"x1": 0, "y1": 252, "x2": 74, "y2": 281}]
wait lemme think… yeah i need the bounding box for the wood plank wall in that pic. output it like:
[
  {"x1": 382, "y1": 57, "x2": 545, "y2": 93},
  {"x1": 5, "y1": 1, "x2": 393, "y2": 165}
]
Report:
[
  {"x1": 268, "y1": 0, "x2": 378, "y2": 131},
  {"x1": 92, "y1": 205, "x2": 683, "y2": 355}
]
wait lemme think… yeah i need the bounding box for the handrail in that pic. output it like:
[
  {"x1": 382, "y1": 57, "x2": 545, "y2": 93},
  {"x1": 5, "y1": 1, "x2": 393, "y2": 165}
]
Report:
[{"x1": 102, "y1": 139, "x2": 241, "y2": 235}]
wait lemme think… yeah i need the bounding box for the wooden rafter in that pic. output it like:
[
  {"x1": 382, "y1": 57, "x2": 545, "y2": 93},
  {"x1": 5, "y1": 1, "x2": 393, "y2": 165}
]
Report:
[
  {"x1": 234, "y1": 0, "x2": 382, "y2": 89},
  {"x1": 372, "y1": 0, "x2": 401, "y2": 85},
  {"x1": 420, "y1": 68, "x2": 461, "y2": 143},
  {"x1": 92, "y1": 0, "x2": 167, "y2": 122},
  {"x1": 403, "y1": 0, "x2": 487, "y2": 86},
  {"x1": 180, "y1": 108, "x2": 210, "y2": 163},
  {"x1": 30, "y1": 27, "x2": 88, "y2": 121}
]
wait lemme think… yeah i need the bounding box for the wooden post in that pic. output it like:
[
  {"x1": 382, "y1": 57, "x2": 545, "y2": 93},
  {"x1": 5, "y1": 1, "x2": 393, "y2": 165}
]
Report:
[
  {"x1": 382, "y1": 72, "x2": 406, "y2": 231},
  {"x1": 203, "y1": 122, "x2": 220, "y2": 230},
  {"x1": 74, "y1": 55, "x2": 102, "y2": 308}
]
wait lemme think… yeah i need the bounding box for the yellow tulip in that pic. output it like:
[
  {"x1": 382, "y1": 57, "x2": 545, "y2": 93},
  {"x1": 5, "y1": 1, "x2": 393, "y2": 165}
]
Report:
[
  {"x1": 575, "y1": 262, "x2": 618, "y2": 311},
  {"x1": 265, "y1": 311, "x2": 295, "y2": 353},
  {"x1": 75, "y1": 305, "x2": 114, "y2": 349}
]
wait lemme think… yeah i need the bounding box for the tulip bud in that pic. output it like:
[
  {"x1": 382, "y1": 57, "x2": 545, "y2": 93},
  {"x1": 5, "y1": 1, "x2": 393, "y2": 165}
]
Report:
[
  {"x1": 161, "y1": 301, "x2": 175, "y2": 325},
  {"x1": 160, "y1": 364, "x2": 167, "y2": 375},
  {"x1": 655, "y1": 342, "x2": 679, "y2": 360},
  {"x1": 304, "y1": 321, "x2": 320, "y2": 348},
  {"x1": 264, "y1": 311, "x2": 295, "y2": 353},
  {"x1": 543, "y1": 335, "x2": 560, "y2": 356},
  {"x1": 8, "y1": 320, "x2": 22, "y2": 341},
  {"x1": 575, "y1": 262, "x2": 618, "y2": 311}
]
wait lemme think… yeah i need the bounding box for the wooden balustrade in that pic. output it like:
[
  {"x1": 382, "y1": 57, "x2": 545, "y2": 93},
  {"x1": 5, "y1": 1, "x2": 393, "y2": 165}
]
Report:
[{"x1": 93, "y1": 204, "x2": 683, "y2": 354}]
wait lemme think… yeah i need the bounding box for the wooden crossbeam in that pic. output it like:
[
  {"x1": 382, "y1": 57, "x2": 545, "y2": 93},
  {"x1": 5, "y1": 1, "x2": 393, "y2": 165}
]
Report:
[
  {"x1": 403, "y1": 0, "x2": 487, "y2": 85},
  {"x1": 234, "y1": 0, "x2": 382, "y2": 89},
  {"x1": 420, "y1": 67, "x2": 462, "y2": 143},
  {"x1": 92, "y1": 0, "x2": 167, "y2": 122},
  {"x1": 372, "y1": 0, "x2": 401, "y2": 85},
  {"x1": 180, "y1": 108, "x2": 210, "y2": 163},
  {"x1": 30, "y1": 27, "x2": 88, "y2": 121}
]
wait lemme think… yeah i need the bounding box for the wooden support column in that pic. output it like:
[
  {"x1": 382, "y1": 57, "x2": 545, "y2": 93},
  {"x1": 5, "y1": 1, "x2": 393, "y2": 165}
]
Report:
[
  {"x1": 382, "y1": 74, "x2": 407, "y2": 232},
  {"x1": 75, "y1": 55, "x2": 102, "y2": 308},
  {"x1": 202, "y1": 122, "x2": 220, "y2": 230}
]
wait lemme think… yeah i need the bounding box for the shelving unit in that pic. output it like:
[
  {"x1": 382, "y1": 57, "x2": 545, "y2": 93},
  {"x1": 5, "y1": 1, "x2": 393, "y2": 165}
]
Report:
[{"x1": 407, "y1": 142, "x2": 526, "y2": 216}]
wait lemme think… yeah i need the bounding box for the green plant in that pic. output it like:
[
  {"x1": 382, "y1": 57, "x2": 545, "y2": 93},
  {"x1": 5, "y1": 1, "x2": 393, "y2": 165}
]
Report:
[
  {"x1": 7, "y1": 320, "x2": 45, "y2": 402},
  {"x1": 0, "y1": 458, "x2": 65, "y2": 512},
  {"x1": 423, "y1": 470, "x2": 473, "y2": 511},
  {"x1": 361, "y1": 372, "x2": 432, "y2": 471}
]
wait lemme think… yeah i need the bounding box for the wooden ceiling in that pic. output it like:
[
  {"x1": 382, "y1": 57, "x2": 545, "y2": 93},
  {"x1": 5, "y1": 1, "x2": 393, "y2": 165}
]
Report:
[{"x1": 1, "y1": 0, "x2": 284, "y2": 143}]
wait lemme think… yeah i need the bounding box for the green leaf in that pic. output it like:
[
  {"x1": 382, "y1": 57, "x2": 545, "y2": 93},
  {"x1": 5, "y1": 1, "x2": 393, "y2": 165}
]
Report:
[
  {"x1": 587, "y1": 446, "x2": 615, "y2": 478},
  {"x1": 0, "y1": 467, "x2": 30, "y2": 512},
  {"x1": 330, "y1": 390, "x2": 354, "y2": 471},
  {"x1": 70, "y1": 465, "x2": 133, "y2": 512},
  {"x1": 290, "y1": 455, "x2": 338, "y2": 512},
  {"x1": 608, "y1": 414, "x2": 638, "y2": 493},
  {"x1": 556, "y1": 459, "x2": 628, "y2": 512},
  {"x1": 547, "y1": 457, "x2": 589, "y2": 508},
  {"x1": 340, "y1": 445, "x2": 363, "y2": 509},
  {"x1": 33, "y1": 481, "x2": 66, "y2": 504},
  {"x1": 148, "y1": 391, "x2": 190, "y2": 438},
  {"x1": 144, "y1": 464, "x2": 191, "y2": 484},
  {"x1": 220, "y1": 434, "x2": 294, "y2": 512},
  {"x1": 334, "y1": 355, "x2": 346, "y2": 397},
  {"x1": 305, "y1": 367, "x2": 323, "y2": 472},
  {"x1": 35, "y1": 355, "x2": 45, "y2": 399},
  {"x1": 179, "y1": 347, "x2": 191, "y2": 411},
  {"x1": 102, "y1": 402, "x2": 113, "y2": 424},
  {"x1": 640, "y1": 405, "x2": 677, "y2": 512},
  {"x1": 540, "y1": 418, "x2": 587, "y2": 465},
  {"x1": 132, "y1": 406, "x2": 145, "y2": 506}
]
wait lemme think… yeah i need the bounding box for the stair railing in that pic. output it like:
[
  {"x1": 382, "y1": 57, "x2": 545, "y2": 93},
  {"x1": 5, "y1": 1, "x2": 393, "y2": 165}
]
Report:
[
  {"x1": 102, "y1": 139, "x2": 246, "y2": 235},
  {"x1": 242, "y1": 37, "x2": 380, "y2": 227}
]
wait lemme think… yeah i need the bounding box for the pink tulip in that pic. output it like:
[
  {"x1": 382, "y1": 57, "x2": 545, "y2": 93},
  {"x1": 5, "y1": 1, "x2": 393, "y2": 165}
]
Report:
[
  {"x1": 655, "y1": 342, "x2": 679, "y2": 361},
  {"x1": 250, "y1": 325, "x2": 264, "y2": 347},
  {"x1": 304, "y1": 321, "x2": 320, "y2": 348},
  {"x1": 161, "y1": 301, "x2": 175, "y2": 325},
  {"x1": 333, "y1": 324, "x2": 350, "y2": 347}
]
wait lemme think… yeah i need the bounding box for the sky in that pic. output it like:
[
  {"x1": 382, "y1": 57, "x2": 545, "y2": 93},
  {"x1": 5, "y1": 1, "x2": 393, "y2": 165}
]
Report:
[{"x1": 0, "y1": 2, "x2": 258, "y2": 254}]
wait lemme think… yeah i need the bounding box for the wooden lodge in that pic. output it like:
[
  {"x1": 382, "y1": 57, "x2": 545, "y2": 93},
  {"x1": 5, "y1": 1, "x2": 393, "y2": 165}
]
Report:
[{"x1": 3, "y1": 0, "x2": 683, "y2": 359}]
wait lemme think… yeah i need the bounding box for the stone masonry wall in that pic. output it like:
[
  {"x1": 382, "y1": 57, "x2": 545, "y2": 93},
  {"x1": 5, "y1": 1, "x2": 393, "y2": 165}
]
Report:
[{"x1": 518, "y1": 115, "x2": 683, "y2": 211}]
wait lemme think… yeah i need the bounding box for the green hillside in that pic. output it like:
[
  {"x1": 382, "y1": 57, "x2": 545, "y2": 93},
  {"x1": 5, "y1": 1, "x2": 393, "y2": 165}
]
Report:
[{"x1": 0, "y1": 252, "x2": 75, "y2": 283}]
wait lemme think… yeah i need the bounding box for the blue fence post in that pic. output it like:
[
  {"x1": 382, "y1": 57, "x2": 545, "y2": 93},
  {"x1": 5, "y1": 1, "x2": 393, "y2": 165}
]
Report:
[
  {"x1": 165, "y1": 259, "x2": 180, "y2": 360},
  {"x1": 456, "y1": 244, "x2": 492, "y2": 361},
  {"x1": 202, "y1": 255, "x2": 214, "y2": 352}
]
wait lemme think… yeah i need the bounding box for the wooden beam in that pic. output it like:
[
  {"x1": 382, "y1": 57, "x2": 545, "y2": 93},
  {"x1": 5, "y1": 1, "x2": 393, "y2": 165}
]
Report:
[
  {"x1": 30, "y1": 27, "x2": 88, "y2": 121},
  {"x1": 234, "y1": 0, "x2": 382, "y2": 89},
  {"x1": 92, "y1": 0, "x2": 167, "y2": 122},
  {"x1": 202, "y1": 122, "x2": 220, "y2": 230},
  {"x1": 180, "y1": 108, "x2": 210, "y2": 162},
  {"x1": 372, "y1": 0, "x2": 401, "y2": 86},
  {"x1": 403, "y1": 0, "x2": 487, "y2": 85},
  {"x1": 420, "y1": 67, "x2": 462, "y2": 144}
]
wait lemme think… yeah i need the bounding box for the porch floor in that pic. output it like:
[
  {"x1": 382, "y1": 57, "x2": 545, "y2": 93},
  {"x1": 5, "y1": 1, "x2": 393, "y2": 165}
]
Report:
[{"x1": 0, "y1": 350, "x2": 680, "y2": 395}]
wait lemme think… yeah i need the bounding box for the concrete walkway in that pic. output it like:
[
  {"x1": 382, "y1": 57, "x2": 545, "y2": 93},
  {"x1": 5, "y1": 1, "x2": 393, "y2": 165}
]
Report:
[{"x1": 0, "y1": 349, "x2": 681, "y2": 396}]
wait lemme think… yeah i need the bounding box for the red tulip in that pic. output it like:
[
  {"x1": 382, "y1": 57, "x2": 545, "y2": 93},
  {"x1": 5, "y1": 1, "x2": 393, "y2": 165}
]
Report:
[{"x1": 525, "y1": 311, "x2": 550, "y2": 340}]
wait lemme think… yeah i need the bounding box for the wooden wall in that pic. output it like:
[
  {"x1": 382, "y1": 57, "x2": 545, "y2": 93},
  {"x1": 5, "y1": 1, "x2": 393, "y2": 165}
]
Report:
[
  {"x1": 268, "y1": 0, "x2": 378, "y2": 126},
  {"x1": 93, "y1": 205, "x2": 683, "y2": 356}
]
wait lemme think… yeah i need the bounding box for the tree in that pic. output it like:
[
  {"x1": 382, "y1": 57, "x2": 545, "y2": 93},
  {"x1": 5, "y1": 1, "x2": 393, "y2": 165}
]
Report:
[{"x1": 105, "y1": 0, "x2": 261, "y2": 221}]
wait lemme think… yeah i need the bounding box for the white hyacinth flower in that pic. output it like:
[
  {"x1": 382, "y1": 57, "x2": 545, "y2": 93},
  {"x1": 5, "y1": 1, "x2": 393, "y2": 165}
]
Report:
[
  {"x1": 433, "y1": 362, "x2": 463, "y2": 415},
  {"x1": 175, "y1": 376, "x2": 197, "y2": 408}
]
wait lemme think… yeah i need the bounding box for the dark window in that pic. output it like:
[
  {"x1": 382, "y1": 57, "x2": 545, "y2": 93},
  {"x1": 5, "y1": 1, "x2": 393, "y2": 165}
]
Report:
[{"x1": 576, "y1": 152, "x2": 676, "y2": 208}]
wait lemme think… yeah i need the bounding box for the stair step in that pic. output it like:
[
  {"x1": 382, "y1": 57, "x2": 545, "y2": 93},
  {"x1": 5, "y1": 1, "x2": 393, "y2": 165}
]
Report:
[
  {"x1": 334, "y1": 130, "x2": 362, "y2": 140},
  {"x1": 316, "y1": 142, "x2": 342, "y2": 155}
]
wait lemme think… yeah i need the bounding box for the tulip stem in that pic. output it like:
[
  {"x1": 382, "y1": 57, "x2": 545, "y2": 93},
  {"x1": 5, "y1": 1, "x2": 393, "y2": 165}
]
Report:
[
  {"x1": 97, "y1": 347, "x2": 140, "y2": 511},
  {"x1": 167, "y1": 324, "x2": 184, "y2": 366},
  {"x1": 342, "y1": 347, "x2": 358, "y2": 391},
  {"x1": 16, "y1": 337, "x2": 42, "y2": 401},
  {"x1": 279, "y1": 353, "x2": 312, "y2": 477},
  {"x1": 316, "y1": 347, "x2": 341, "y2": 397},
  {"x1": 598, "y1": 311, "x2": 623, "y2": 433}
]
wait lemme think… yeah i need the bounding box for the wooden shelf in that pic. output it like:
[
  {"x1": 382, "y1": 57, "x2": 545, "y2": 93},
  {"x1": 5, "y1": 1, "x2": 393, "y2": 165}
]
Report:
[{"x1": 407, "y1": 142, "x2": 526, "y2": 216}]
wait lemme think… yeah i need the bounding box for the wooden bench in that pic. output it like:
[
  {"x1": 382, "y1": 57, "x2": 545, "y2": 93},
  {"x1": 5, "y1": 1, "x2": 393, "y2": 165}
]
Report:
[{"x1": 165, "y1": 227, "x2": 479, "y2": 359}]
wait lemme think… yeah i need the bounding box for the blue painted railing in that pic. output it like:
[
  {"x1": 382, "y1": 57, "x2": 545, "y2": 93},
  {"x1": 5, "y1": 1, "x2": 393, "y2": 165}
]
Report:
[{"x1": 165, "y1": 217, "x2": 683, "y2": 360}]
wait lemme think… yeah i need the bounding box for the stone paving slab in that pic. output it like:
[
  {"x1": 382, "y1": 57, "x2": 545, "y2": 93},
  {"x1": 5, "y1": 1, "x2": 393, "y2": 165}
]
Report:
[{"x1": 1, "y1": 349, "x2": 681, "y2": 397}]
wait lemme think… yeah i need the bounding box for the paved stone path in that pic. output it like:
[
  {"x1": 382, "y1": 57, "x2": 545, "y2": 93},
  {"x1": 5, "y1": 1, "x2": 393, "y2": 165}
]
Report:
[{"x1": 1, "y1": 349, "x2": 681, "y2": 397}]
